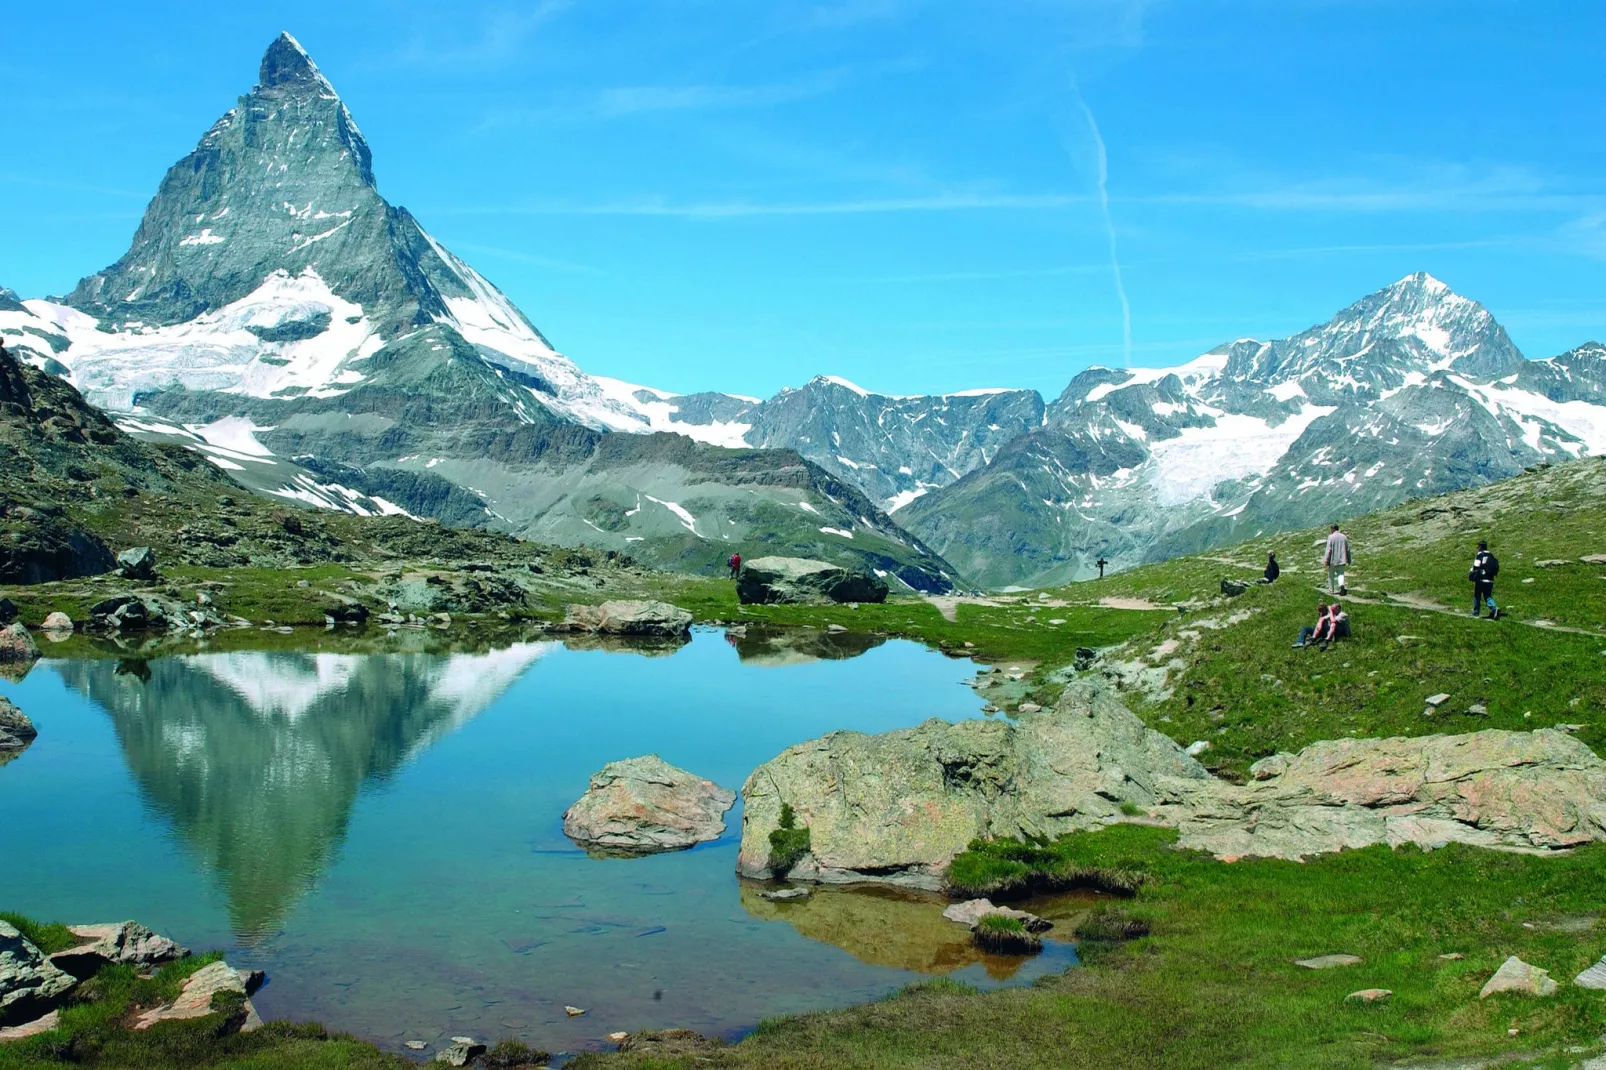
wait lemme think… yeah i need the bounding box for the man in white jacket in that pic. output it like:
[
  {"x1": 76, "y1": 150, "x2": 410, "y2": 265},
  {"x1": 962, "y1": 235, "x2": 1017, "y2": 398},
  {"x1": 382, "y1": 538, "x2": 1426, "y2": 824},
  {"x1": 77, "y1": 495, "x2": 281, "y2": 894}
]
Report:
[{"x1": 1323, "y1": 523, "x2": 1350, "y2": 595}]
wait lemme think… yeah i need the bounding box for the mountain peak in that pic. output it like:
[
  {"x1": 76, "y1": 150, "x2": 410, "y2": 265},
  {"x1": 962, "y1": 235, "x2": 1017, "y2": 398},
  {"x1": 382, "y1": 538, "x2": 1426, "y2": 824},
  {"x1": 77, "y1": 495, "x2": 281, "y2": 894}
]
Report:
[
  {"x1": 1387, "y1": 271, "x2": 1452, "y2": 298},
  {"x1": 260, "y1": 32, "x2": 334, "y2": 94}
]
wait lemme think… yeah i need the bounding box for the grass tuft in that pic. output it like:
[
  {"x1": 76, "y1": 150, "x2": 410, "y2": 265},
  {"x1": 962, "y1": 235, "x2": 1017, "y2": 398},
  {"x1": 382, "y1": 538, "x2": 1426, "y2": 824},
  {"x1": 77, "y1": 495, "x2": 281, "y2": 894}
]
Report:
[
  {"x1": 767, "y1": 803, "x2": 812, "y2": 876},
  {"x1": 972, "y1": 913, "x2": 1042, "y2": 954},
  {"x1": 0, "y1": 913, "x2": 81, "y2": 955},
  {"x1": 945, "y1": 837, "x2": 1145, "y2": 900},
  {"x1": 481, "y1": 1038, "x2": 555, "y2": 1068}
]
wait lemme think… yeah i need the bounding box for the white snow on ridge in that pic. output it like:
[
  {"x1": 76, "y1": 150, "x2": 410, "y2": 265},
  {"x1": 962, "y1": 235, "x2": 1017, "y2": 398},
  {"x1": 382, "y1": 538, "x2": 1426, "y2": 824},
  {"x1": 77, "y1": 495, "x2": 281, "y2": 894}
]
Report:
[
  {"x1": 1146, "y1": 404, "x2": 1336, "y2": 507},
  {"x1": 644, "y1": 494, "x2": 700, "y2": 535},
  {"x1": 588, "y1": 375, "x2": 754, "y2": 448},
  {"x1": 885, "y1": 486, "x2": 930, "y2": 513},
  {"x1": 24, "y1": 269, "x2": 381, "y2": 410},
  {"x1": 1465, "y1": 382, "x2": 1606, "y2": 455}
]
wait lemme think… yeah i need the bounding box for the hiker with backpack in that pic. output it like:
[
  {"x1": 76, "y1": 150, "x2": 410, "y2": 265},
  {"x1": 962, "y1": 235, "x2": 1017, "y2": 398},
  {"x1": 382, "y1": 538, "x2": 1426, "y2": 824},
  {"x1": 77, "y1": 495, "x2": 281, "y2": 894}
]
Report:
[
  {"x1": 1323, "y1": 523, "x2": 1350, "y2": 595},
  {"x1": 1469, "y1": 540, "x2": 1501, "y2": 619},
  {"x1": 728, "y1": 552, "x2": 742, "y2": 579}
]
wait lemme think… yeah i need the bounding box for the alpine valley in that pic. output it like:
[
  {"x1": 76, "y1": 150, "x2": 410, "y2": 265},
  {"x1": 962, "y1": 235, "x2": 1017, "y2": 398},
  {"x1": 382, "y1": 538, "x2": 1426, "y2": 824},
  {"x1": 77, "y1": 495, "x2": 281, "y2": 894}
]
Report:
[{"x1": 3, "y1": 34, "x2": 1604, "y2": 591}]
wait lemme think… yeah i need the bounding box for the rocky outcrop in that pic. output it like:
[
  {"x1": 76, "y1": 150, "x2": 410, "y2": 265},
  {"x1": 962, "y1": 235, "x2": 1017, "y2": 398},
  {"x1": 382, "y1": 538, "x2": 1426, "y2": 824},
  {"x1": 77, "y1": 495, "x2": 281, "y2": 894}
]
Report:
[
  {"x1": 736, "y1": 677, "x2": 1208, "y2": 887},
  {"x1": 0, "y1": 698, "x2": 37, "y2": 756},
  {"x1": 47, "y1": 922, "x2": 187, "y2": 980},
  {"x1": 133, "y1": 960, "x2": 262, "y2": 1032},
  {"x1": 0, "y1": 506, "x2": 116, "y2": 585},
  {"x1": 558, "y1": 600, "x2": 692, "y2": 637},
  {"x1": 0, "y1": 921, "x2": 76, "y2": 1027},
  {"x1": 736, "y1": 557, "x2": 889, "y2": 605},
  {"x1": 563, "y1": 755, "x2": 737, "y2": 854},
  {"x1": 116, "y1": 546, "x2": 158, "y2": 581},
  {"x1": 86, "y1": 594, "x2": 226, "y2": 634},
  {"x1": 1177, "y1": 728, "x2": 1606, "y2": 860},
  {"x1": 738, "y1": 678, "x2": 1606, "y2": 885},
  {"x1": 0, "y1": 623, "x2": 39, "y2": 664}
]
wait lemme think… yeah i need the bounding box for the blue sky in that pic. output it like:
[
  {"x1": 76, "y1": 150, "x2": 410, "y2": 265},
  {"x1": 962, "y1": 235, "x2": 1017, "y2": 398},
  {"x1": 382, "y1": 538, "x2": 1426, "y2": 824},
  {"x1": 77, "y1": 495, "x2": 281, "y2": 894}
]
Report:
[{"x1": 2, "y1": 1, "x2": 1603, "y2": 398}]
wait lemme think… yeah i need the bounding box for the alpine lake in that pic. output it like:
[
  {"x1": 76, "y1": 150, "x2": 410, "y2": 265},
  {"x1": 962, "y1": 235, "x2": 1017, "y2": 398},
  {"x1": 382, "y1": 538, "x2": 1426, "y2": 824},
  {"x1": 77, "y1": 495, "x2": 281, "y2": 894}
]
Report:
[{"x1": 0, "y1": 625, "x2": 1094, "y2": 1057}]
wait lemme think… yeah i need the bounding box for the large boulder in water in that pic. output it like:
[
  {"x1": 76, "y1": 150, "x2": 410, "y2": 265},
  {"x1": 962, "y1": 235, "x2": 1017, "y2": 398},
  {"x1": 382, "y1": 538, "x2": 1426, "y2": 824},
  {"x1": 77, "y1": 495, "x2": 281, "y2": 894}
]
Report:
[
  {"x1": 0, "y1": 697, "x2": 37, "y2": 764},
  {"x1": 736, "y1": 557, "x2": 889, "y2": 605},
  {"x1": 559, "y1": 600, "x2": 692, "y2": 637},
  {"x1": 563, "y1": 755, "x2": 737, "y2": 854},
  {"x1": 736, "y1": 677, "x2": 1208, "y2": 887},
  {"x1": 0, "y1": 921, "x2": 77, "y2": 1027},
  {"x1": 0, "y1": 623, "x2": 39, "y2": 663}
]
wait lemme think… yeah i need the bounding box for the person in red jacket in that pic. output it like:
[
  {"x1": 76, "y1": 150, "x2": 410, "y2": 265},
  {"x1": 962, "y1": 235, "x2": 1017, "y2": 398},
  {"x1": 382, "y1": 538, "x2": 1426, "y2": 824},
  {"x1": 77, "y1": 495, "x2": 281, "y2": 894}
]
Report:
[{"x1": 727, "y1": 552, "x2": 742, "y2": 579}]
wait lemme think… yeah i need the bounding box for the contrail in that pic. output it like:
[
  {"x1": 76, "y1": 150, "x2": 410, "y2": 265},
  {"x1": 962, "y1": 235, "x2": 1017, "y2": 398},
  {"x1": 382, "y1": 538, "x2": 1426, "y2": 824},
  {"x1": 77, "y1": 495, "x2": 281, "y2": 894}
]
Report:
[{"x1": 1070, "y1": 83, "x2": 1132, "y2": 369}]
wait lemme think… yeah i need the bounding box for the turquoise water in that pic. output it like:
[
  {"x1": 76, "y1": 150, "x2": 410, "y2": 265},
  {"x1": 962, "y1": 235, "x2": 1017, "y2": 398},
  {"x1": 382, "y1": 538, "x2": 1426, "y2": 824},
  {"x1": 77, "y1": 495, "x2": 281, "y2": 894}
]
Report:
[{"x1": 0, "y1": 629, "x2": 1078, "y2": 1056}]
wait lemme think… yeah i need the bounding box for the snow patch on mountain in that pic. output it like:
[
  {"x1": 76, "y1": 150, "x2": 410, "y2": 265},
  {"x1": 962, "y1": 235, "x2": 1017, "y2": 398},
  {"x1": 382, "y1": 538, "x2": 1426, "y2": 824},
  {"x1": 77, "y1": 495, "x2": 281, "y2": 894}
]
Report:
[{"x1": 589, "y1": 375, "x2": 755, "y2": 447}]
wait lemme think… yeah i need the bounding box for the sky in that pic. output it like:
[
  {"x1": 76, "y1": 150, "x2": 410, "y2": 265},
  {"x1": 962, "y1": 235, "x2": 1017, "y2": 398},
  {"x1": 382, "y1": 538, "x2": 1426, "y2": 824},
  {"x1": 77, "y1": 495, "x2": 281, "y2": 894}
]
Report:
[{"x1": 1, "y1": 1, "x2": 1603, "y2": 399}]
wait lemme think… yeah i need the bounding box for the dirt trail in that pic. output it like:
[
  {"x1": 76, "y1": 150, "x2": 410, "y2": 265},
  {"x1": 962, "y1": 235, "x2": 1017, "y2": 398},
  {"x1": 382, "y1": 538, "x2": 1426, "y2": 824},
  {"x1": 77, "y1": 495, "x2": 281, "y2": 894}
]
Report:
[
  {"x1": 922, "y1": 594, "x2": 1008, "y2": 622},
  {"x1": 1312, "y1": 586, "x2": 1606, "y2": 639}
]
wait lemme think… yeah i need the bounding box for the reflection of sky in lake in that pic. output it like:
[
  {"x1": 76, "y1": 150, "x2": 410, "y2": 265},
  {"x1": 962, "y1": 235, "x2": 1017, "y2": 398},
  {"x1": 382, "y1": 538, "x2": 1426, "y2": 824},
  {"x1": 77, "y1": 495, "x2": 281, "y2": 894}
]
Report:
[{"x1": 0, "y1": 630, "x2": 1076, "y2": 1054}]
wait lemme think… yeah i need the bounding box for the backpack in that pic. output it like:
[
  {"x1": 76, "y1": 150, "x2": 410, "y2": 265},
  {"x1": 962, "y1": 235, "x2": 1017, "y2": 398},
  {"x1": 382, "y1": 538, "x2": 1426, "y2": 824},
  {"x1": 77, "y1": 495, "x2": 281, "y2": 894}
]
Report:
[{"x1": 1333, "y1": 613, "x2": 1350, "y2": 639}]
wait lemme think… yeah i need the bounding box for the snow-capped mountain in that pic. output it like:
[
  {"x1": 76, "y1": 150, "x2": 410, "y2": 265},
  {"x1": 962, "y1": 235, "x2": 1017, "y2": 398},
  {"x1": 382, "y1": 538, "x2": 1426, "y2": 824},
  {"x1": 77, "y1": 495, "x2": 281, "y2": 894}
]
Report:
[
  {"x1": 587, "y1": 374, "x2": 1045, "y2": 510},
  {"x1": 0, "y1": 34, "x2": 958, "y2": 591},
  {"x1": 899, "y1": 274, "x2": 1606, "y2": 588}
]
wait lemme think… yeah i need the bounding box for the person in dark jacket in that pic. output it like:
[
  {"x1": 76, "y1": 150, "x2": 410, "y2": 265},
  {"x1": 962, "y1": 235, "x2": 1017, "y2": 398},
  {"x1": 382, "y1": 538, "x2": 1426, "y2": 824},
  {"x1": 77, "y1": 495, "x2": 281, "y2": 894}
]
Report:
[
  {"x1": 1469, "y1": 540, "x2": 1500, "y2": 619},
  {"x1": 1262, "y1": 552, "x2": 1280, "y2": 583}
]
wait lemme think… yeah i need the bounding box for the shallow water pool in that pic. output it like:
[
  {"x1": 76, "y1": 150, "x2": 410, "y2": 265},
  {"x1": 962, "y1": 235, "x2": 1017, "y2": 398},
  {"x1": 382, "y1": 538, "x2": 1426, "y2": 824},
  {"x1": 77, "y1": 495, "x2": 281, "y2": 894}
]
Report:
[{"x1": 0, "y1": 628, "x2": 1078, "y2": 1055}]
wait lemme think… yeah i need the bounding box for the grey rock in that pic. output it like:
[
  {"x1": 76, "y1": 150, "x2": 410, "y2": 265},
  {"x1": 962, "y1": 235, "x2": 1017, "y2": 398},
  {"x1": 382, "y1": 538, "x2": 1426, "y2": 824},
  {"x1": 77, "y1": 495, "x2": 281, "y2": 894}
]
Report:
[
  {"x1": 737, "y1": 557, "x2": 888, "y2": 605},
  {"x1": 405, "y1": 1040, "x2": 428, "y2": 1051},
  {"x1": 0, "y1": 1009, "x2": 59, "y2": 1041},
  {"x1": 116, "y1": 546, "x2": 157, "y2": 581},
  {"x1": 434, "y1": 1038, "x2": 485, "y2": 1066},
  {"x1": 49, "y1": 922, "x2": 187, "y2": 979},
  {"x1": 559, "y1": 600, "x2": 692, "y2": 637},
  {"x1": 761, "y1": 888, "x2": 811, "y2": 901},
  {"x1": 1424, "y1": 693, "x2": 1451, "y2": 707},
  {"x1": 1478, "y1": 956, "x2": 1556, "y2": 998},
  {"x1": 133, "y1": 959, "x2": 262, "y2": 1031},
  {"x1": 941, "y1": 898, "x2": 1051, "y2": 933},
  {"x1": 1345, "y1": 988, "x2": 1391, "y2": 1002},
  {"x1": 0, "y1": 624, "x2": 39, "y2": 664},
  {"x1": 40, "y1": 612, "x2": 72, "y2": 634},
  {"x1": 737, "y1": 677, "x2": 1208, "y2": 886},
  {"x1": 0, "y1": 698, "x2": 37, "y2": 753},
  {"x1": 1185, "y1": 740, "x2": 1211, "y2": 757},
  {"x1": 1575, "y1": 956, "x2": 1606, "y2": 989},
  {"x1": 0, "y1": 921, "x2": 76, "y2": 1027},
  {"x1": 563, "y1": 755, "x2": 736, "y2": 853},
  {"x1": 1467, "y1": 703, "x2": 1489, "y2": 716},
  {"x1": 0, "y1": 599, "x2": 14, "y2": 624},
  {"x1": 1295, "y1": 954, "x2": 1361, "y2": 969},
  {"x1": 1220, "y1": 578, "x2": 1250, "y2": 597}
]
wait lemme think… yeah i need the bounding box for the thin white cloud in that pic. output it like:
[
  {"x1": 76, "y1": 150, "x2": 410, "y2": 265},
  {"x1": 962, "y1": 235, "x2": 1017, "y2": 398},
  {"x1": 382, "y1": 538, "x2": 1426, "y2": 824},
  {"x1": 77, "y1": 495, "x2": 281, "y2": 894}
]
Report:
[
  {"x1": 1069, "y1": 80, "x2": 1131, "y2": 369},
  {"x1": 432, "y1": 192, "x2": 1088, "y2": 217},
  {"x1": 473, "y1": 70, "x2": 847, "y2": 131}
]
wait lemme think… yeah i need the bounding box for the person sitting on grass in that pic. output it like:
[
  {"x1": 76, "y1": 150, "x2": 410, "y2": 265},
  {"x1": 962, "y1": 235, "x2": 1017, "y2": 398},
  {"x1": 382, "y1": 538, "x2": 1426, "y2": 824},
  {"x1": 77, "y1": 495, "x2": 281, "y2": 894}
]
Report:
[
  {"x1": 1293, "y1": 602, "x2": 1349, "y2": 650},
  {"x1": 1259, "y1": 551, "x2": 1280, "y2": 584}
]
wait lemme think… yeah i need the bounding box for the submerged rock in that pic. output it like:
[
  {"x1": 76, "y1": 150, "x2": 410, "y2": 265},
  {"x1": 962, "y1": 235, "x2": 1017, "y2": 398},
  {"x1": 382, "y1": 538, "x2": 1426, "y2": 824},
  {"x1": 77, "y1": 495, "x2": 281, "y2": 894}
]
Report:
[
  {"x1": 941, "y1": 898, "x2": 1051, "y2": 932},
  {"x1": 736, "y1": 557, "x2": 888, "y2": 606},
  {"x1": 434, "y1": 1037, "x2": 485, "y2": 1066},
  {"x1": 559, "y1": 599, "x2": 692, "y2": 637},
  {"x1": 563, "y1": 755, "x2": 737, "y2": 854},
  {"x1": 736, "y1": 677, "x2": 1208, "y2": 887},
  {"x1": 0, "y1": 921, "x2": 76, "y2": 1027}
]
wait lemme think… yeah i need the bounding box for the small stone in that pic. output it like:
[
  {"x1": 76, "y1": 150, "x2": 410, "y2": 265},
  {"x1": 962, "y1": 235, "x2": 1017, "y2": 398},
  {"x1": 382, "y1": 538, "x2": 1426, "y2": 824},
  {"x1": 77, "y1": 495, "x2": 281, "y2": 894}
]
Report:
[
  {"x1": 1424, "y1": 693, "x2": 1451, "y2": 708},
  {"x1": 296, "y1": 579, "x2": 310, "y2": 588},
  {"x1": 1345, "y1": 988, "x2": 1391, "y2": 1002},
  {"x1": 41, "y1": 612, "x2": 72, "y2": 633},
  {"x1": 1017, "y1": 702, "x2": 1042, "y2": 713},
  {"x1": 1478, "y1": 956, "x2": 1557, "y2": 999},
  {"x1": 565, "y1": 1006, "x2": 586, "y2": 1017},
  {"x1": 608, "y1": 1031, "x2": 629, "y2": 1043},
  {"x1": 761, "y1": 888, "x2": 811, "y2": 901},
  {"x1": 1396, "y1": 635, "x2": 1421, "y2": 645},
  {"x1": 826, "y1": 624, "x2": 847, "y2": 633},
  {"x1": 1185, "y1": 740, "x2": 1210, "y2": 757},
  {"x1": 1574, "y1": 955, "x2": 1606, "y2": 990},
  {"x1": 1467, "y1": 704, "x2": 1488, "y2": 716},
  {"x1": 1439, "y1": 952, "x2": 1465, "y2": 961},
  {"x1": 405, "y1": 1040, "x2": 428, "y2": 1051},
  {"x1": 1295, "y1": 954, "x2": 1362, "y2": 969},
  {"x1": 962, "y1": 641, "x2": 974, "y2": 648},
  {"x1": 434, "y1": 1038, "x2": 485, "y2": 1066}
]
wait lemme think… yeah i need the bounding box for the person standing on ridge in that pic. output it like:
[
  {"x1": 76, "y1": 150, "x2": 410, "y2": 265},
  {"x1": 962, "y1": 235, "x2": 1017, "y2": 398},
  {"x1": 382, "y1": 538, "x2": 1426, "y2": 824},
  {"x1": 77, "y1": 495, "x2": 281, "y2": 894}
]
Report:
[
  {"x1": 1469, "y1": 540, "x2": 1501, "y2": 619},
  {"x1": 728, "y1": 552, "x2": 742, "y2": 580},
  {"x1": 1323, "y1": 524, "x2": 1350, "y2": 596}
]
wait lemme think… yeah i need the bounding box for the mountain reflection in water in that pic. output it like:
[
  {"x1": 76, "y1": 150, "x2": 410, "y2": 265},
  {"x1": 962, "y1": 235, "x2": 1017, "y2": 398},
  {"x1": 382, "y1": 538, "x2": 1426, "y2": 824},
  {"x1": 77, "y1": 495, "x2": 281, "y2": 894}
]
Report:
[{"x1": 54, "y1": 644, "x2": 553, "y2": 940}]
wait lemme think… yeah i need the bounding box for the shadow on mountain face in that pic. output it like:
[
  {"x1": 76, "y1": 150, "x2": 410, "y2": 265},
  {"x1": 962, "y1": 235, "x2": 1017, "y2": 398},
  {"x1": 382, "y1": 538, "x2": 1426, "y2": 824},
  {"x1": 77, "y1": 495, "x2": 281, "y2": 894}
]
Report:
[
  {"x1": 726, "y1": 626, "x2": 887, "y2": 668},
  {"x1": 53, "y1": 645, "x2": 552, "y2": 941}
]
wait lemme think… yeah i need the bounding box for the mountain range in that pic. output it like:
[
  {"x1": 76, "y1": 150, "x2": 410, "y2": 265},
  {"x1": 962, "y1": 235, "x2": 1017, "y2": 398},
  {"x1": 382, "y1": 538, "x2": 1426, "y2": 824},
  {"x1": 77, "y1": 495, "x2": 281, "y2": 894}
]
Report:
[{"x1": 3, "y1": 33, "x2": 1604, "y2": 590}]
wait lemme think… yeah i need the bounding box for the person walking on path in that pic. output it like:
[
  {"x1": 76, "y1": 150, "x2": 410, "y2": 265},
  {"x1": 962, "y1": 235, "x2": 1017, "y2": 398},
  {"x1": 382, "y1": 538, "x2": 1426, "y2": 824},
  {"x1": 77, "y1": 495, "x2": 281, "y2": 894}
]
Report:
[
  {"x1": 1469, "y1": 540, "x2": 1501, "y2": 619},
  {"x1": 727, "y1": 552, "x2": 742, "y2": 579},
  {"x1": 1323, "y1": 524, "x2": 1350, "y2": 595}
]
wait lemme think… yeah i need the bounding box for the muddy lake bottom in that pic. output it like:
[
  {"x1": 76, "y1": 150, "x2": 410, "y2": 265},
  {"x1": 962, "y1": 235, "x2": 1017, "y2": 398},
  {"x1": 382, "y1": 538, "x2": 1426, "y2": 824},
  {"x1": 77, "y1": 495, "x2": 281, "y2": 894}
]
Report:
[{"x1": 0, "y1": 629, "x2": 1086, "y2": 1056}]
